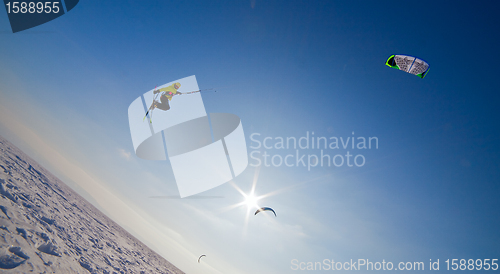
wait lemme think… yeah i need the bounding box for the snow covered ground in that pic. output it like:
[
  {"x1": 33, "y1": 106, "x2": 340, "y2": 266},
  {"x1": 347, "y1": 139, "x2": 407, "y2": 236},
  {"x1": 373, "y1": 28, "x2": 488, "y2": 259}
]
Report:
[{"x1": 0, "y1": 135, "x2": 185, "y2": 274}]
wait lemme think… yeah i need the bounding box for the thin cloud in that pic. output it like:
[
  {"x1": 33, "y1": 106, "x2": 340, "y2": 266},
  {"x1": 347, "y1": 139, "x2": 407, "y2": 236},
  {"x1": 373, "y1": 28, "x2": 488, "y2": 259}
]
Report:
[{"x1": 118, "y1": 148, "x2": 131, "y2": 160}]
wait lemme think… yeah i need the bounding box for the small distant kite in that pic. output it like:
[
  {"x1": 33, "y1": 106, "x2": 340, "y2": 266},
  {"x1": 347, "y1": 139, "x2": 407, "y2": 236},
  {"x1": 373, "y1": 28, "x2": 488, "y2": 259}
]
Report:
[
  {"x1": 385, "y1": 55, "x2": 429, "y2": 78},
  {"x1": 254, "y1": 207, "x2": 276, "y2": 217},
  {"x1": 198, "y1": 255, "x2": 206, "y2": 263}
]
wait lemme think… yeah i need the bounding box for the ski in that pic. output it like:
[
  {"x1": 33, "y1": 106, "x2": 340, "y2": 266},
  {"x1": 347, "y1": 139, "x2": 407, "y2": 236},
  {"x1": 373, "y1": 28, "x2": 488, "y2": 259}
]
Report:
[{"x1": 143, "y1": 86, "x2": 159, "y2": 122}]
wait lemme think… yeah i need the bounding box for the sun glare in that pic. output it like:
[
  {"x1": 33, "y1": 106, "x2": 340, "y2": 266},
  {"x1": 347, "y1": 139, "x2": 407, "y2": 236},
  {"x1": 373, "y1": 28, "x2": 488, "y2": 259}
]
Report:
[{"x1": 243, "y1": 193, "x2": 259, "y2": 209}]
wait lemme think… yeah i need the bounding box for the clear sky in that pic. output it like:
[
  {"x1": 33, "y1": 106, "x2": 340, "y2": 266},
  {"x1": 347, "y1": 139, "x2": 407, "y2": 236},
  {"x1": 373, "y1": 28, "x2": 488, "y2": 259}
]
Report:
[{"x1": 1, "y1": 1, "x2": 499, "y2": 273}]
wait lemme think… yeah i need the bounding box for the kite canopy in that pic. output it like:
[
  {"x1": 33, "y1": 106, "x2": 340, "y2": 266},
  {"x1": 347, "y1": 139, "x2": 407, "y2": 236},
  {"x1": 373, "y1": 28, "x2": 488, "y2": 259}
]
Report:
[
  {"x1": 386, "y1": 55, "x2": 429, "y2": 78},
  {"x1": 198, "y1": 255, "x2": 206, "y2": 263},
  {"x1": 254, "y1": 207, "x2": 276, "y2": 217}
]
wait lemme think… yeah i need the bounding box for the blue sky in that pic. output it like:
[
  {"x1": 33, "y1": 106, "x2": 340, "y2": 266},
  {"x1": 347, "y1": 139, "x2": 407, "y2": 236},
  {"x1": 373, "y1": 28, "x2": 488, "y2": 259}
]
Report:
[{"x1": 1, "y1": 1, "x2": 499, "y2": 273}]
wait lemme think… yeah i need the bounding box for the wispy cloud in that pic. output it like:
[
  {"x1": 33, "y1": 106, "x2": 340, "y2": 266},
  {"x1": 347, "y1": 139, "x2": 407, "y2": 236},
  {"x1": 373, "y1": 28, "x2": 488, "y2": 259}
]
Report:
[{"x1": 118, "y1": 148, "x2": 131, "y2": 160}]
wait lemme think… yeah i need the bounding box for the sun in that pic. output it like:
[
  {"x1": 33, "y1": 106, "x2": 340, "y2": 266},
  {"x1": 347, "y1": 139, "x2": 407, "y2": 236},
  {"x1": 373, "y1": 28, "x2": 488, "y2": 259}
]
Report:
[{"x1": 243, "y1": 193, "x2": 259, "y2": 210}]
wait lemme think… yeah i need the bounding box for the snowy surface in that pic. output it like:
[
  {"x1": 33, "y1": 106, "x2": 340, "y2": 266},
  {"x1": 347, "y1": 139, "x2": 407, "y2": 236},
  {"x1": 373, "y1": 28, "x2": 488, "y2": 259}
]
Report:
[{"x1": 0, "y1": 135, "x2": 185, "y2": 274}]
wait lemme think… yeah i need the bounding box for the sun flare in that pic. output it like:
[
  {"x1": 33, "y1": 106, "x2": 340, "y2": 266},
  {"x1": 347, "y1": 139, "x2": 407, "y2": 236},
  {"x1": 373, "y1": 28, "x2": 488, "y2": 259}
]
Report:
[{"x1": 243, "y1": 193, "x2": 259, "y2": 209}]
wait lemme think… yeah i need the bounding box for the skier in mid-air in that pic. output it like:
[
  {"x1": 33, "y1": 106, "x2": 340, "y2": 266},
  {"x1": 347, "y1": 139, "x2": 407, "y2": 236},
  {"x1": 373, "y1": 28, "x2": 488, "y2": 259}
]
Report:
[
  {"x1": 144, "y1": 82, "x2": 183, "y2": 121},
  {"x1": 144, "y1": 82, "x2": 215, "y2": 122},
  {"x1": 152, "y1": 82, "x2": 183, "y2": 111}
]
